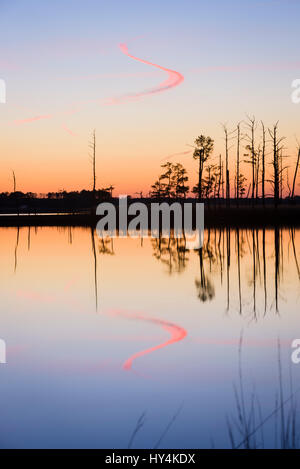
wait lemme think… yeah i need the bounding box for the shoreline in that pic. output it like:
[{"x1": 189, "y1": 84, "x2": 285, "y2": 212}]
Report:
[{"x1": 0, "y1": 203, "x2": 299, "y2": 228}]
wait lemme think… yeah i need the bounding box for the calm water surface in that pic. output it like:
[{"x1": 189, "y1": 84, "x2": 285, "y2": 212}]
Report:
[{"x1": 0, "y1": 226, "x2": 299, "y2": 448}]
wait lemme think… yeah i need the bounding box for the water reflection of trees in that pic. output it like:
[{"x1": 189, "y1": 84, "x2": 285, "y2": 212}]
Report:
[
  {"x1": 206, "y1": 227, "x2": 298, "y2": 318},
  {"x1": 64, "y1": 226, "x2": 115, "y2": 312},
  {"x1": 9, "y1": 225, "x2": 299, "y2": 318},
  {"x1": 151, "y1": 236, "x2": 189, "y2": 275},
  {"x1": 90, "y1": 231, "x2": 115, "y2": 312},
  {"x1": 194, "y1": 233, "x2": 216, "y2": 302},
  {"x1": 151, "y1": 227, "x2": 299, "y2": 317}
]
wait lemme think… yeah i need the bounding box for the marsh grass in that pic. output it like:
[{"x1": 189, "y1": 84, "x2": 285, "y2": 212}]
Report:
[
  {"x1": 127, "y1": 404, "x2": 183, "y2": 449},
  {"x1": 126, "y1": 336, "x2": 299, "y2": 449},
  {"x1": 227, "y1": 335, "x2": 299, "y2": 449}
]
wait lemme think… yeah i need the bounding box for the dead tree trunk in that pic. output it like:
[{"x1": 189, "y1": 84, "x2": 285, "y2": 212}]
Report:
[
  {"x1": 261, "y1": 121, "x2": 266, "y2": 204},
  {"x1": 12, "y1": 170, "x2": 16, "y2": 192},
  {"x1": 273, "y1": 126, "x2": 279, "y2": 207},
  {"x1": 292, "y1": 148, "x2": 300, "y2": 199},
  {"x1": 236, "y1": 123, "x2": 241, "y2": 206},
  {"x1": 249, "y1": 117, "x2": 256, "y2": 200},
  {"x1": 255, "y1": 148, "x2": 260, "y2": 200},
  {"x1": 223, "y1": 126, "x2": 230, "y2": 202},
  {"x1": 268, "y1": 123, "x2": 284, "y2": 208},
  {"x1": 92, "y1": 129, "x2": 96, "y2": 196},
  {"x1": 280, "y1": 149, "x2": 283, "y2": 200},
  {"x1": 217, "y1": 154, "x2": 222, "y2": 199}
]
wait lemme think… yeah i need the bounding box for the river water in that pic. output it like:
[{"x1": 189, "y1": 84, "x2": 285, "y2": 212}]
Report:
[{"x1": 0, "y1": 226, "x2": 299, "y2": 448}]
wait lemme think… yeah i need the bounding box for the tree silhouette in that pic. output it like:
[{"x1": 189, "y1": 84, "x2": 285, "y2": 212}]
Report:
[
  {"x1": 245, "y1": 116, "x2": 257, "y2": 200},
  {"x1": 88, "y1": 129, "x2": 97, "y2": 207},
  {"x1": 268, "y1": 123, "x2": 285, "y2": 207},
  {"x1": 261, "y1": 121, "x2": 266, "y2": 204},
  {"x1": 172, "y1": 163, "x2": 189, "y2": 198},
  {"x1": 160, "y1": 162, "x2": 173, "y2": 198},
  {"x1": 192, "y1": 135, "x2": 214, "y2": 200},
  {"x1": 236, "y1": 173, "x2": 247, "y2": 198},
  {"x1": 194, "y1": 164, "x2": 217, "y2": 199},
  {"x1": 292, "y1": 147, "x2": 300, "y2": 199},
  {"x1": 236, "y1": 123, "x2": 242, "y2": 204},
  {"x1": 151, "y1": 162, "x2": 189, "y2": 199},
  {"x1": 151, "y1": 178, "x2": 166, "y2": 198}
]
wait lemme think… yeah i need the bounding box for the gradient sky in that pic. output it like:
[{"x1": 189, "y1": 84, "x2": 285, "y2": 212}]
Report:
[{"x1": 0, "y1": 0, "x2": 300, "y2": 195}]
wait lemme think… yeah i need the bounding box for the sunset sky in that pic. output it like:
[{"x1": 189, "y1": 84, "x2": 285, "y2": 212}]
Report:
[{"x1": 0, "y1": 0, "x2": 300, "y2": 196}]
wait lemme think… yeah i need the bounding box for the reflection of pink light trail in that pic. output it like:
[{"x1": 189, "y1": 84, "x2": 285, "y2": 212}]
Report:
[
  {"x1": 15, "y1": 282, "x2": 295, "y2": 378},
  {"x1": 108, "y1": 310, "x2": 187, "y2": 371},
  {"x1": 17, "y1": 289, "x2": 55, "y2": 303},
  {"x1": 16, "y1": 286, "x2": 187, "y2": 374},
  {"x1": 16, "y1": 269, "x2": 187, "y2": 373}
]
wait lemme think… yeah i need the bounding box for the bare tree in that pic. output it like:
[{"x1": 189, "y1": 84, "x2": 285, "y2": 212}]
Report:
[
  {"x1": 261, "y1": 121, "x2": 266, "y2": 204},
  {"x1": 245, "y1": 116, "x2": 257, "y2": 201},
  {"x1": 292, "y1": 147, "x2": 300, "y2": 199},
  {"x1": 12, "y1": 169, "x2": 16, "y2": 192},
  {"x1": 236, "y1": 123, "x2": 241, "y2": 205},
  {"x1": 268, "y1": 123, "x2": 285, "y2": 208},
  {"x1": 89, "y1": 129, "x2": 97, "y2": 200},
  {"x1": 217, "y1": 154, "x2": 222, "y2": 199},
  {"x1": 255, "y1": 146, "x2": 261, "y2": 200},
  {"x1": 221, "y1": 159, "x2": 225, "y2": 198},
  {"x1": 278, "y1": 138, "x2": 287, "y2": 202},
  {"x1": 222, "y1": 125, "x2": 235, "y2": 201}
]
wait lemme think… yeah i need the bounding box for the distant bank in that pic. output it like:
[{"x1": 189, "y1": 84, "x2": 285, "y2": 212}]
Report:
[{"x1": 0, "y1": 200, "x2": 299, "y2": 228}]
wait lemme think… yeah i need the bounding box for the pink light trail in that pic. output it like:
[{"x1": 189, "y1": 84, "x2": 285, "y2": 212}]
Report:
[
  {"x1": 10, "y1": 42, "x2": 184, "y2": 130},
  {"x1": 103, "y1": 42, "x2": 184, "y2": 105},
  {"x1": 14, "y1": 114, "x2": 53, "y2": 125}
]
